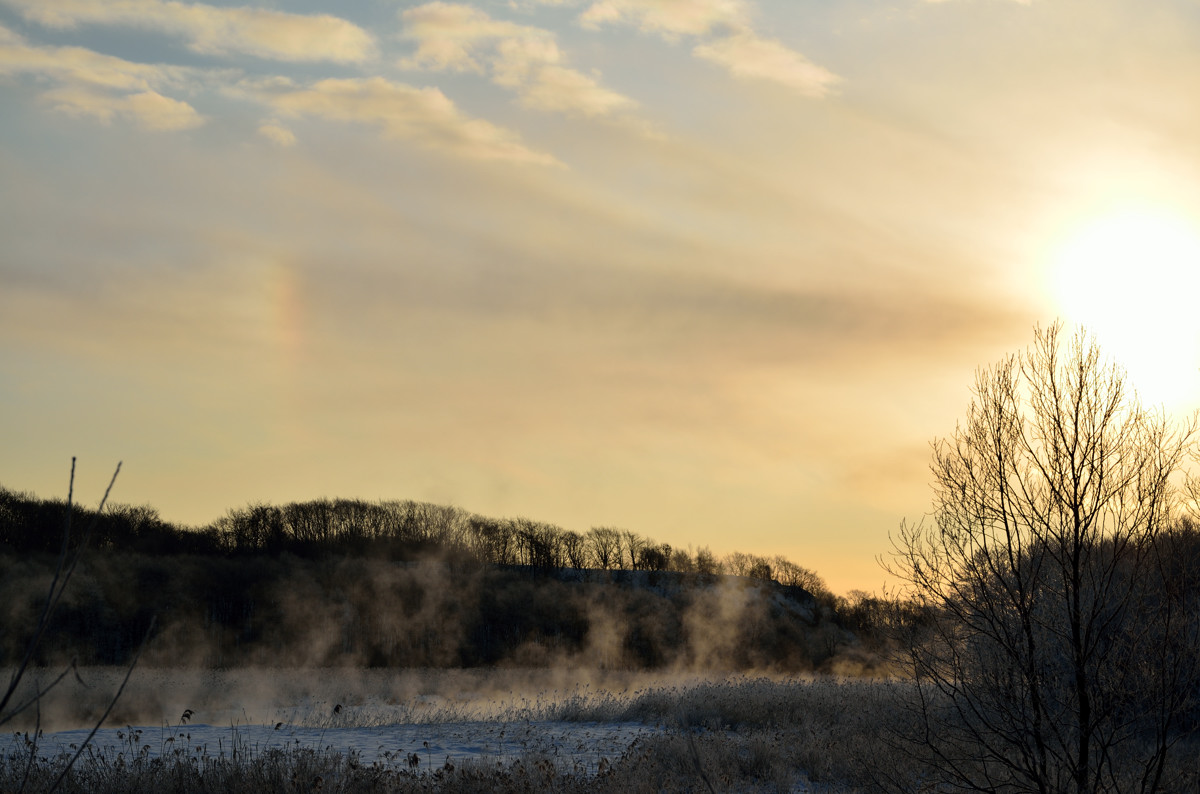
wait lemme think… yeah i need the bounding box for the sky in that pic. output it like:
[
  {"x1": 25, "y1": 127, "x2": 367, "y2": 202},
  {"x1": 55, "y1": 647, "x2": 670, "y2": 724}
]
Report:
[{"x1": 3, "y1": 0, "x2": 1200, "y2": 594}]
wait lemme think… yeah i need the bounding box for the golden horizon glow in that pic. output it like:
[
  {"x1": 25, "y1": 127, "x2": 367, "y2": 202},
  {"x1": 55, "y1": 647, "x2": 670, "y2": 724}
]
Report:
[
  {"x1": 1050, "y1": 206, "x2": 1200, "y2": 411},
  {"x1": 6, "y1": 0, "x2": 1200, "y2": 595}
]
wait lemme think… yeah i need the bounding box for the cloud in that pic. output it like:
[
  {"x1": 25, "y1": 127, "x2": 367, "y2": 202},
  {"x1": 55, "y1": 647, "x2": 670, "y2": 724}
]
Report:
[
  {"x1": 579, "y1": 0, "x2": 839, "y2": 94},
  {"x1": 506, "y1": 0, "x2": 575, "y2": 7},
  {"x1": 0, "y1": 23, "x2": 189, "y2": 90},
  {"x1": 0, "y1": 21, "x2": 19, "y2": 45},
  {"x1": 0, "y1": 24, "x2": 204, "y2": 129},
  {"x1": 244, "y1": 76, "x2": 561, "y2": 166},
  {"x1": 43, "y1": 87, "x2": 204, "y2": 130},
  {"x1": 0, "y1": 0, "x2": 375, "y2": 63},
  {"x1": 257, "y1": 121, "x2": 297, "y2": 147},
  {"x1": 518, "y1": 65, "x2": 633, "y2": 116},
  {"x1": 580, "y1": 0, "x2": 745, "y2": 38},
  {"x1": 693, "y1": 31, "x2": 838, "y2": 97},
  {"x1": 402, "y1": 2, "x2": 534, "y2": 73},
  {"x1": 401, "y1": 2, "x2": 639, "y2": 122}
]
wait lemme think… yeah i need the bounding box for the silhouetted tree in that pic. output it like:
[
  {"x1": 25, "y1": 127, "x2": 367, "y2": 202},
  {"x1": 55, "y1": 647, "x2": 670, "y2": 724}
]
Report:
[
  {"x1": 694, "y1": 546, "x2": 720, "y2": 577},
  {"x1": 623, "y1": 530, "x2": 646, "y2": 570},
  {"x1": 669, "y1": 546, "x2": 695, "y2": 573},
  {"x1": 513, "y1": 518, "x2": 562, "y2": 571},
  {"x1": 560, "y1": 530, "x2": 588, "y2": 570},
  {"x1": 468, "y1": 516, "x2": 514, "y2": 565},
  {"x1": 888, "y1": 323, "x2": 1200, "y2": 793},
  {"x1": 747, "y1": 557, "x2": 772, "y2": 581},
  {"x1": 587, "y1": 527, "x2": 621, "y2": 570},
  {"x1": 640, "y1": 544, "x2": 670, "y2": 572},
  {"x1": 724, "y1": 551, "x2": 750, "y2": 577}
]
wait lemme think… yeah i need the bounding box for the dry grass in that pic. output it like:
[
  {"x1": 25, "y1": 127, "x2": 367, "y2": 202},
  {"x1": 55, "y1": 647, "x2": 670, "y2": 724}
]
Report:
[
  {"x1": 2, "y1": 675, "x2": 925, "y2": 793},
  {"x1": 6, "y1": 672, "x2": 1199, "y2": 793}
]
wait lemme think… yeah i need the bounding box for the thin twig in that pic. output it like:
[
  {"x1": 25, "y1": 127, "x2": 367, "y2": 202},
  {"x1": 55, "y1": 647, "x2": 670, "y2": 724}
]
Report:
[
  {"x1": 1, "y1": 664, "x2": 76, "y2": 731},
  {"x1": 0, "y1": 461, "x2": 77, "y2": 721},
  {"x1": 0, "y1": 460, "x2": 121, "y2": 726},
  {"x1": 49, "y1": 615, "x2": 156, "y2": 793},
  {"x1": 19, "y1": 687, "x2": 42, "y2": 793},
  {"x1": 680, "y1": 718, "x2": 717, "y2": 794}
]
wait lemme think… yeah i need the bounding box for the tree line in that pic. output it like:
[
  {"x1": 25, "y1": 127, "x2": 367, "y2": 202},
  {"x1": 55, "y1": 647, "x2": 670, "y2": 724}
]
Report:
[
  {"x1": 0, "y1": 490, "x2": 830, "y2": 596},
  {"x1": 1, "y1": 484, "x2": 888, "y2": 673}
]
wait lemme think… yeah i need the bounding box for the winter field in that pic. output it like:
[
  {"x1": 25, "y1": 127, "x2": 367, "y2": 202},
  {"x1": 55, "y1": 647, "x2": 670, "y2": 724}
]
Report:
[{"x1": 1, "y1": 667, "x2": 915, "y2": 793}]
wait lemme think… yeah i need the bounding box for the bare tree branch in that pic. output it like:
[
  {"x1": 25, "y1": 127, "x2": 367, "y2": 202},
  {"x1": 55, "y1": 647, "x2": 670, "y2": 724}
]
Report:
[{"x1": 886, "y1": 323, "x2": 1200, "y2": 793}]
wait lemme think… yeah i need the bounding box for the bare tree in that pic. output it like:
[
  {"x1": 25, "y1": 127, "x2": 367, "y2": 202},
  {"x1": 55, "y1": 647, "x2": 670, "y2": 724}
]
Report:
[
  {"x1": 887, "y1": 323, "x2": 1199, "y2": 794},
  {"x1": 724, "y1": 551, "x2": 751, "y2": 577},
  {"x1": 622, "y1": 530, "x2": 645, "y2": 570},
  {"x1": 560, "y1": 530, "x2": 589, "y2": 571},
  {"x1": 771, "y1": 556, "x2": 826, "y2": 595},
  {"x1": 669, "y1": 546, "x2": 695, "y2": 573},
  {"x1": 747, "y1": 556, "x2": 772, "y2": 581},
  {"x1": 640, "y1": 544, "x2": 670, "y2": 572},
  {"x1": 587, "y1": 527, "x2": 621, "y2": 570},
  {"x1": 468, "y1": 516, "x2": 514, "y2": 565},
  {"x1": 694, "y1": 546, "x2": 720, "y2": 577},
  {"x1": 512, "y1": 518, "x2": 562, "y2": 571}
]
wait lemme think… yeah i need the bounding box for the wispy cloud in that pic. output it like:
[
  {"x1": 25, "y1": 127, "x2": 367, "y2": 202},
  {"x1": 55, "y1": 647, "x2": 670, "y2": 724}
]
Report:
[
  {"x1": 580, "y1": 0, "x2": 839, "y2": 96},
  {"x1": 257, "y1": 120, "x2": 296, "y2": 147},
  {"x1": 0, "y1": 23, "x2": 191, "y2": 90},
  {"x1": 0, "y1": 23, "x2": 204, "y2": 129},
  {"x1": 42, "y1": 86, "x2": 204, "y2": 129},
  {"x1": 402, "y1": 2, "x2": 534, "y2": 73},
  {"x1": 580, "y1": 0, "x2": 744, "y2": 38},
  {"x1": 693, "y1": 31, "x2": 837, "y2": 97},
  {"x1": 0, "y1": 0, "x2": 376, "y2": 63},
  {"x1": 242, "y1": 76, "x2": 561, "y2": 166},
  {"x1": 401, "y1": 2, "x2": 640, "y2": 122}
]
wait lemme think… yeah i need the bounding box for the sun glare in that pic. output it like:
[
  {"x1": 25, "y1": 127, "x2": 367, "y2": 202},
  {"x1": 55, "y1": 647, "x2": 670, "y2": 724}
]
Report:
[{"x1": 1050, "y1": 207, "x2": 1200, "y2": 411}]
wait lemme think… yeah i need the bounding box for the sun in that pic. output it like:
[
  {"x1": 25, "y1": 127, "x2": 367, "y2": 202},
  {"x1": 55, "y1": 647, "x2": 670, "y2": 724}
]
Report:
[{"x1": 1050, "y1": 206, "x2": 1200, "y2": 411}]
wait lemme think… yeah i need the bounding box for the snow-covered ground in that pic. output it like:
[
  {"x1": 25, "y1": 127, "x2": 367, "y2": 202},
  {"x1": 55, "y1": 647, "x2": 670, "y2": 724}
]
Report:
[
  {"x1": 1, "y1": 667, "x2": 672, "y2": 771},
  {"x1": 2, "y1": 669, "x2": 900, "y2": 792},
  {"x1": 7, "y1": 719, "x2": 660, "y2": 771}
]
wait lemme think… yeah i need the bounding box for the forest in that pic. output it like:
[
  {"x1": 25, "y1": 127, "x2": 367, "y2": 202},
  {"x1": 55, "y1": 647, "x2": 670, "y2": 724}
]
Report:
[{"x1": 0, "y1": 486, "x2": 892, "y2": 673}]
